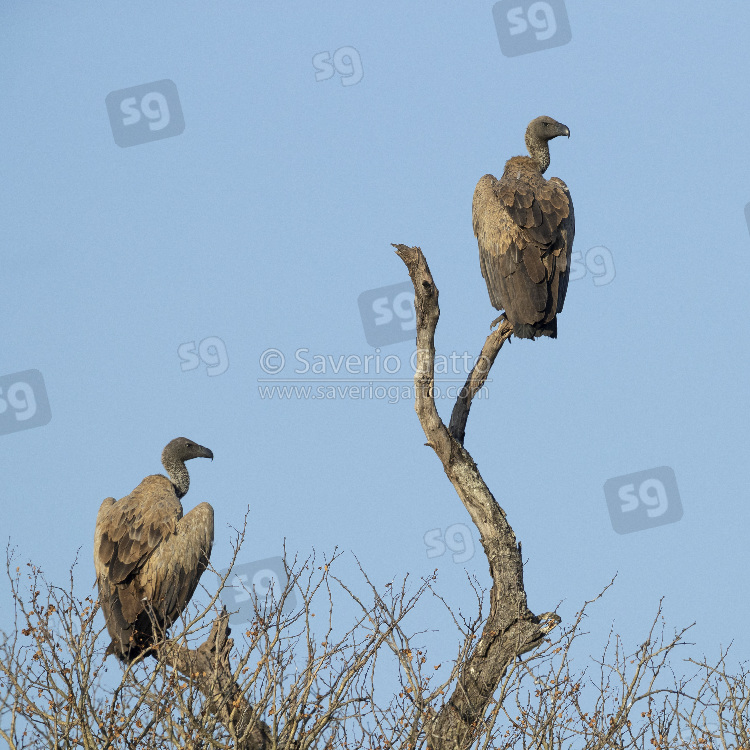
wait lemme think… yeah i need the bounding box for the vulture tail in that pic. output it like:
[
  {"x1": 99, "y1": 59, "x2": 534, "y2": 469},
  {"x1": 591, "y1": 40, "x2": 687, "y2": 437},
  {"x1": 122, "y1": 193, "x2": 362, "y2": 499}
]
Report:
[{"x1": 513, "y1": 320, "x2": 557, "y2": 339}]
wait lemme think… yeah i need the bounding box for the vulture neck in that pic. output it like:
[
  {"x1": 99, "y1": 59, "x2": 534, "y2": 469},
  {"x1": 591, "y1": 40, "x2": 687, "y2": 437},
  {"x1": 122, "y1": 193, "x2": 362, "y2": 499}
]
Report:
[
  {"x1": 162, "y1": 455, "x2": 190, "y2": 498},
  {"x1": 525, "y1": 135, "x2": 550, "y2": 174}
]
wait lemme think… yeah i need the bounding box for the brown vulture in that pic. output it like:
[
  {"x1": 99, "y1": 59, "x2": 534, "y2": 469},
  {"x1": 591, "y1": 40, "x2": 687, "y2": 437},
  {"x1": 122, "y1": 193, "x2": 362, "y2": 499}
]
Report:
[
  {"x1": 472, "y1": 116, "x2": 574, "y2": 339},
  {"x1": 93, "y1": 437, "x2": 214, "y2": 662}
]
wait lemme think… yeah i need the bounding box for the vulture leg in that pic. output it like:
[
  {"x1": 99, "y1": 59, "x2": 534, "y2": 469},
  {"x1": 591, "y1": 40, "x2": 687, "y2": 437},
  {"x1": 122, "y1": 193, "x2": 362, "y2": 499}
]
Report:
[{"x1": 490, "y1": 313, "x2": 509, "y2": 330}]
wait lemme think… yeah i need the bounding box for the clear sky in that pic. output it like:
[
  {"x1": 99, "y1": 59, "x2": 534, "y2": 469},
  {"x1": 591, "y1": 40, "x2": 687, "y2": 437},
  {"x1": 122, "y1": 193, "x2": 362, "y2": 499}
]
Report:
[{"x1": 2, "y1": 1, "x2": 749, "y2": 672}]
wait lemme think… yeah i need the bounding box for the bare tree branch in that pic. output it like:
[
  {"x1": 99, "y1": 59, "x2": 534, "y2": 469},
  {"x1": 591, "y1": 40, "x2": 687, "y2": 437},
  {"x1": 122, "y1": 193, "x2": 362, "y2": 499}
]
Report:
[
  {"x1": 449, "y1": 320, "x2": 513, "y2": 447},
  {"x1": 393, "y1": 243, "x2": 560, "y2": 750},
  {"x1": 2, "y1": 247, "x2": 743, "y2": 750},
  {"x1": 2, "y1": 539, "x2": 746, "y2": 749},
  {"x1": 157, "y1": 609, "x2": 272, "y2": 750}
]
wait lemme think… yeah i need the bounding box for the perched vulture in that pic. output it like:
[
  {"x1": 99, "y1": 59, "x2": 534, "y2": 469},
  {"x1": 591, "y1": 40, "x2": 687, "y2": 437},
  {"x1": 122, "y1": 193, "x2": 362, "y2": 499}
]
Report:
[
  {"x1": 473, "y1": 116, "x2": 574, "y2": 339},
  {"x1": 93, "y1": 437, "x2": 214, "y2": 663}
]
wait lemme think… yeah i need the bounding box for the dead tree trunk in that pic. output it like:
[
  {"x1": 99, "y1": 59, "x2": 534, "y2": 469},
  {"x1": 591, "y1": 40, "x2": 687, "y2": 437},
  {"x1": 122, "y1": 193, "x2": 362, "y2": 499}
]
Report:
[
  {"x1": 394, "y1": 244, "x2": 560, "y2": 750},
  {"x1": 157, "y1": 608, "x2": 272, "y2": 750},
  {"x1": 122, "y1": 244, "x2": 558, "y2": 750}
]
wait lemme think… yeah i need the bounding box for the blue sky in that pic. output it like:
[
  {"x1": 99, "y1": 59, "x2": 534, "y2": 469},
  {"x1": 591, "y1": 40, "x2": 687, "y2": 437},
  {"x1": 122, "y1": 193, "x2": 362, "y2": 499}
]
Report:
[{"x1": 2, "y1": 0, "x2": 749, "y2": 670}]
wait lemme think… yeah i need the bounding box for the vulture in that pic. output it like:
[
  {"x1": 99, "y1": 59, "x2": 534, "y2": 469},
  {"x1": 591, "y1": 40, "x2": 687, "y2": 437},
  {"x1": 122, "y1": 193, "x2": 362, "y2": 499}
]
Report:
[
  {"x1": 472, "y1": 116, "x2": 574, "y2": 339},
  {"x1": 93, "y1": 437, "x2": 214, "y2": 663}
]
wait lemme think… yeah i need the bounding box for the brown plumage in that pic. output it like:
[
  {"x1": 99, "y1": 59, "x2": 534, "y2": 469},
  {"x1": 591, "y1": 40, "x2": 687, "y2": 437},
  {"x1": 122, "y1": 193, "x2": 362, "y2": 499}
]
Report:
[
  {"x1": 93, "y1": 437, "x2": 214, "y2": 663},
  {"x1": 473, "y1": 116, "x2": 574, "y2": 339}
]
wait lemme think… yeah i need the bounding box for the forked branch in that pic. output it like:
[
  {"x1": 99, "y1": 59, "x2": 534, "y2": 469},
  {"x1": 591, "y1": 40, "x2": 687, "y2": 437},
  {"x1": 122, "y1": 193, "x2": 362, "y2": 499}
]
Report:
[{"x1": 394, "y1": 243, "x2": 559, "y2": 750}]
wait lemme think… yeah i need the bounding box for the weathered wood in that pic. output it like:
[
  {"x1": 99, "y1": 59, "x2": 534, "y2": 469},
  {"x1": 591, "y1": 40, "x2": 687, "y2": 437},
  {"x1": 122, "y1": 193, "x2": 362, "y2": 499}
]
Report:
[
  {"x1": 158, "y1": 608, "x2": 272, "y2": 750},
  {"x1": 448, "y1": 319, "x2": 513, "y2": 446},
  {"x1": 394, "y1": 244, "x2": 560, "y2": 750}
]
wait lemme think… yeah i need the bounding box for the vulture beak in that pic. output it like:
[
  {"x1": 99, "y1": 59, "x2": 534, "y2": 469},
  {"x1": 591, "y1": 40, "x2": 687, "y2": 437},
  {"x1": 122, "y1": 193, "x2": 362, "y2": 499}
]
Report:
[{"x1": 560, "y1": 124, "x2": 570, "y2": 138}]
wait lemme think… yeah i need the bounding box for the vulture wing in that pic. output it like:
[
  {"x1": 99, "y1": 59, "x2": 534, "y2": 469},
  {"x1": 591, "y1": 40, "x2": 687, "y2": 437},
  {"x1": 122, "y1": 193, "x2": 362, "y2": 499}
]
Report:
[
  {"x1": 473, "y1": 157, "x2": 573, "y2": 336},
  {"x1": 93, "y1": 496, "x2": 116, "y2": 583},
  {"x1": 94, "y1": 474, "x2": 182, "y2": 641},
  {"x1": 95, "y1": 475, "x2": 181, "y2": 586},
  {"x1": 548, "y1": 176, "x2": 574, "y2": 313},
  {"x1": 94, "y1": 439, "x2": 214, "y2": 663},
  {"x1": 140, "y1": 502, "x2": 214, "y2": 630}
]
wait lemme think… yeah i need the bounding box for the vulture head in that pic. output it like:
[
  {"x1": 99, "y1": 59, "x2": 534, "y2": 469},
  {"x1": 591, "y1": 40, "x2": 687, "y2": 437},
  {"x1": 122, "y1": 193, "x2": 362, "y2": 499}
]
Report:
[
  {"x1": 161, "y1": 437, "x2": 214, "y2": 498},
  {"x1": 162, "y1": 437, "x2": 214, "y2": 463},
  {"x1": 525, "y1": 116, "x2": 570, "y2": 174}
]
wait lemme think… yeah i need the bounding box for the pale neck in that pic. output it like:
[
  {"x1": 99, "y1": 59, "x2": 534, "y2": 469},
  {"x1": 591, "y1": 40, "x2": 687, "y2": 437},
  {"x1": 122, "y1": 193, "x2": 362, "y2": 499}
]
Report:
[
  {"x1": 525, "y1": 136, "x2": 550, "y2": 174},
  {"x1": 162, "y1": 455, "x2": 189, "y2": 498}
]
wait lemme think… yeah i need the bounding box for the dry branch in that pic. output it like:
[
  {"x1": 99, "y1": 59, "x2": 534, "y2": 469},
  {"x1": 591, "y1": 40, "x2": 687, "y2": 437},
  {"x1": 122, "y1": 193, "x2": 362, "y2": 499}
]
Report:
[
  {"x1": 394, "y1": 243, "x2": 560, "y2": 750},
  {"x1": 448, "y1": 320, "x2": 513, "y2": 446},
  {"x1": 157, "y1": 608, "x2": 272, "y2": 750},
  {"x1": 4, "y1": 245, "x2": 733, "y2": 750},
  {"x1": 1, "y1": 523, "x2": 742, "y2": 749}
]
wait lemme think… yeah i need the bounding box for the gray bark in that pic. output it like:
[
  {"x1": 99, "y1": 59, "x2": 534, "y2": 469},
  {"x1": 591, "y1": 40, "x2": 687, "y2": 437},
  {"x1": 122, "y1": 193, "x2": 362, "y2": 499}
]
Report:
[{"x1": 394, "y1": 244, "x2": 560, "y2": 750}]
